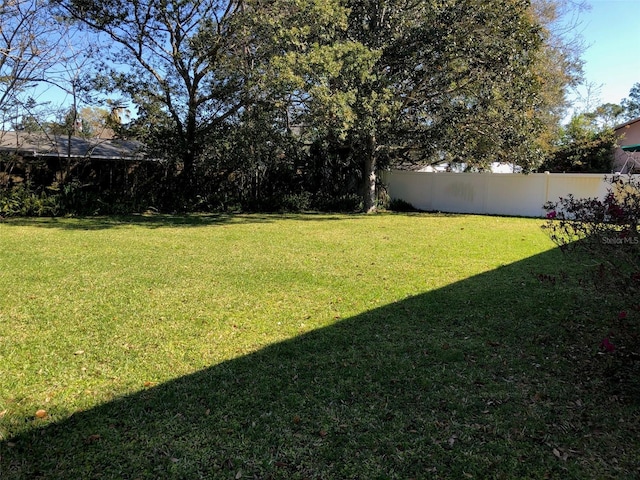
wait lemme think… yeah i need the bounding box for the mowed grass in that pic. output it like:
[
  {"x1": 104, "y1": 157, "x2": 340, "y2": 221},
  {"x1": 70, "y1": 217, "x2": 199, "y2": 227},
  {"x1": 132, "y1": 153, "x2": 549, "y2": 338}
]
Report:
[{"x1": 0, "y1": 213, "x2": 638, "y2": 479}]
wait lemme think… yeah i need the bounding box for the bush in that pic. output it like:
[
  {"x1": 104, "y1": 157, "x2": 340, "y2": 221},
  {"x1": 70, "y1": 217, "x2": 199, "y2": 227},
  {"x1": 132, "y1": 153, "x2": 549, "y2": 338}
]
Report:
[
  {"x1": 280, "y1": 192, "x2": 313, "y2": 212},
  {"x1": 311, "y1": 193, "x2": 362, "y2": 212},
  {"x1": 0, "y1": 184, "x2": 61, "y2": 217},
  {"x1": 543, "y1": 174, "x2": 640, "y2": 372}
]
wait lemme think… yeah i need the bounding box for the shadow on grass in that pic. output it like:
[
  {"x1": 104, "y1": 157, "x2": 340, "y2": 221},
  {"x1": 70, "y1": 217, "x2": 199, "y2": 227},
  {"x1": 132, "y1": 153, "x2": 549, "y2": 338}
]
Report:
[
  {"x1": 0, "y1": 212, "x2": 468, "y2": 231},
  {"x1": 1, "y1": 248, "x2": 636, "y2": 479},
  {"x1": 0, "y1": 213, "x2": 353, "y2": 230}
]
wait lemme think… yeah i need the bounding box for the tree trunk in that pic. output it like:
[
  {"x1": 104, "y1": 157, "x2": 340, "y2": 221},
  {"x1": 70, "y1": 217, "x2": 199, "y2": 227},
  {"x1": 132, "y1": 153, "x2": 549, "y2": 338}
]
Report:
[
  {"x1": 363, "y1": 134, "x2": 377, "y2": 213},
  {"x1": 180, "y1": 100, "x2": 199, "y2": 182}
]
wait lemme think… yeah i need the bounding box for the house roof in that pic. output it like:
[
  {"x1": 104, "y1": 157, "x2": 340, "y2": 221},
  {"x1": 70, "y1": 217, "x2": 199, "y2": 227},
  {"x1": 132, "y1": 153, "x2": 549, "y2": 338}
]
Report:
[
  {"x1": 614, "y1": 116, "x2": 640, "y2": 131},
  {"x1": 0, "y1": 131, "x2": 145, "y2": 161}
]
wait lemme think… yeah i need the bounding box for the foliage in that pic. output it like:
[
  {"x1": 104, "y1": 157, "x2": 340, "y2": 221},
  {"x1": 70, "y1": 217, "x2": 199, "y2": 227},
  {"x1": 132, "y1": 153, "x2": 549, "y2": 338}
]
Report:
[
  {"x1": 0, "y1": 0, "x2": 67, "y2": 123},
  {"x1": 543, "y1": 174, "x2": 640, "y2": 370},
  {"x1": 589, "y1": 103, "x2": 626, "y2": 128},
  {"x1": 621, "y1": 82, "x2": 640, "y2": 121},
  {"x1": 0, "y1": 183, "x2": 60, "y2": 216},
  {"x1": 52, "y1": 0, "x2": 248, "y2": 179},
  {"x1": 529, "y1": 0, "x2": 588, "y2": 153},
  {"x1": 74, "y1": 107, "x2": 111, "y2": 138},
  {"x1": 539, "y1": 113, "x2": 617, "y2": 172},
  {"x1": 251, "y1": 0, "x2": 559, "y2": 211},
  {"x1": 43, "y1": 0, "x2": 579, "y2": 213},
  {"x1": 2, "y1": 0, "x2": 585, "y2": 213},
  {"x1": 0, "y1": 160, "x2": 181, "y2": 216}
]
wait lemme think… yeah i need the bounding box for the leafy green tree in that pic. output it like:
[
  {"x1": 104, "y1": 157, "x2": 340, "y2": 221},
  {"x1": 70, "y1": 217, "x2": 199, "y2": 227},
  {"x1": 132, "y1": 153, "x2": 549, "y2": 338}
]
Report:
[
  {"x1": 50, "y1": 0, "x2": 583, "y2": 212},
  {"x1": 587, "y1": 103, "x2": 625, "y2": 128},
  {"x1": 539, "y1": 113, "x2": 616, "y2": 173},
  {"x1": 253, "y1": 0, "x2": 572, "y2": 212},
  {"x1": 52, "y1": 0, "x2": 249, "y2": 182},
  {"x1": 77, "y1": 107, "x2": 110, "y2": 138},
  {"x1": 621, "y1": 82, "x2": 640, "y2": 121},
  {"x1": 529, "y1": 0, "x2": 588, "y2": 155}
]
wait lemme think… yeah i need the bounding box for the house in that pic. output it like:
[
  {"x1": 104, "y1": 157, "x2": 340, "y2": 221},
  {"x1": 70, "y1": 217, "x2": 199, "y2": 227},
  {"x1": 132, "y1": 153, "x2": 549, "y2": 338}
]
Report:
[
  {"x1": 613, "y1": 117, "x2": 640, "y2": 173},
  {"x1": 0, "y1": 131, "x2": 144, "y2": 162},
  {"x1": 0, "y1": 130, "x2": 147, "y2": 187}
]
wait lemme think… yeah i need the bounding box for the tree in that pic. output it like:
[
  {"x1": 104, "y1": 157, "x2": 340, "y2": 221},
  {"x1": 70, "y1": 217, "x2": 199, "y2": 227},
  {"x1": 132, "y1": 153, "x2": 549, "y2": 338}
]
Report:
[
  {"x1": 52, "y1": 0, "x2": 249, "y2": 182},
  {"x1": 50, "y1": 0, "x2": 583, "y2": 212},
  {"x1": 587, "y1": 103, "x2": 625, "y2": 128},
  {"x1": 0, "y1": 0, "x2": 68, "y2": 128},
  {"x1": 539, "y1": 112, "x2": 616, "y2": 173},
  {"x1": 259, "y1": 0, "x2": 558, "y2": 212},
  {"x1": 621, "y1": 82, "x2": 640, "y2": 121},
  {"x1": 77, "y1": 106, "x2": 111, "y2": 137},
  {"x1": 529, "y1": 0, "x2": 588, "y2": 154}
]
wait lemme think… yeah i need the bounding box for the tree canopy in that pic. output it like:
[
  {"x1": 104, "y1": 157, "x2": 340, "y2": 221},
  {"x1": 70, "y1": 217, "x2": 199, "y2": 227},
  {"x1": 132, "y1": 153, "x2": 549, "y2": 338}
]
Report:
[
  {"x1": 242, "y1": 0, "x2": 570, "y2": 210},
  {"x1": 0, "y1": 0, "x2": 69, "y2": 127},
  {"x1": 1, "y1": 0, "x2": 586, "y2": 212},
  {"x1": 53, "y1": 0, "x2": 250, "y2": 180},
  {"x1": 622, "y1": 82, "x2": 640, "y2": 121},
  {"x1": 539, "y1": 112, "x2": 616, "y2": 173}
]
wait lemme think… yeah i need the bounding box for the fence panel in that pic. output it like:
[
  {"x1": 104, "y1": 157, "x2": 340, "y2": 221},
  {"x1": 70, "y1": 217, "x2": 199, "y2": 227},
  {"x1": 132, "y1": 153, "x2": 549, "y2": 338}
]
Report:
[{"x1": 384, "y1": 171, "x2": 613, "y2": 217}]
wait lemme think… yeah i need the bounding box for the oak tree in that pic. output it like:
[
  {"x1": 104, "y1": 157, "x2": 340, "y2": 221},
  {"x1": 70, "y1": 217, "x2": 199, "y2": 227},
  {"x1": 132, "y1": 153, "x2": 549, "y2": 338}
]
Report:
[
  {"x1": 53, "y1": 0, "x2": 249, "y2": 181},
  {"x1": 260, "y1": 0, "x2": 556, "y2": 211}
]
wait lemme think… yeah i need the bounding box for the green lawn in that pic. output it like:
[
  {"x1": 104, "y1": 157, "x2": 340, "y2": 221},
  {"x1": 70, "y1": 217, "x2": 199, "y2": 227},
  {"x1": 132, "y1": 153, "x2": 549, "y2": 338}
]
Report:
[{"x1": 0, "y1": 213, "x2": 638, "y2": 479}]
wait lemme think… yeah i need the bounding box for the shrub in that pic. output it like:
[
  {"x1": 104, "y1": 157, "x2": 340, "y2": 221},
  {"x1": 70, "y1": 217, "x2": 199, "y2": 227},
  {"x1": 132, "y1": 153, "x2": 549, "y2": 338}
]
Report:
[
  {"x1": 311, "y1": 193, "x2": 362, "y2": 212},
  {"x1": 543, "y1": 174, "x2": 640, "y2": 371},
  {"x1": 280, "y1": 192, "x2": 313, "y2": 212},
  {"x1": 0, "y1": 184, "x2": 61, "y2": 217}
]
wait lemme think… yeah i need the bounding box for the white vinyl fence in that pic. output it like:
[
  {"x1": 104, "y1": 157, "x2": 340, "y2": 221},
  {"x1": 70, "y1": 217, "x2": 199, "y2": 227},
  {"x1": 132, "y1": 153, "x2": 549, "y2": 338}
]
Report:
[{"x1": 383, "y1": 171, "x2": 614, "y2": 218}]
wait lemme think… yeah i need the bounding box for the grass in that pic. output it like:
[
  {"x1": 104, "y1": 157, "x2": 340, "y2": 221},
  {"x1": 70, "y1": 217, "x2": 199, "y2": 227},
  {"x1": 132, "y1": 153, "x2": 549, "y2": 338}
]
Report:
[{"x1": 0, "y1": 213, "x2": 638, "y2": 479}]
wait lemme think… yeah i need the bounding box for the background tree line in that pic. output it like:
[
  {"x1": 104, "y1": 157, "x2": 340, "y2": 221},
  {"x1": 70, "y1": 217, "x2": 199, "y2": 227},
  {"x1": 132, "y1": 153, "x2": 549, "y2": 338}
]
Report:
[{"x1": 1, "y1": 0, "x2": 639, "y2": 215}]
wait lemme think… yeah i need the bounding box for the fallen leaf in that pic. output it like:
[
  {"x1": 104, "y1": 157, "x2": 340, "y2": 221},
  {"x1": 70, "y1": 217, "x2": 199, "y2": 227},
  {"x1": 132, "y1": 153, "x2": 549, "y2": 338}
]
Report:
[
  {"x1": 35, "y1": 409, "x2": 47, "y2": 419},
  {"x1": 319, "y1": 430, "x2": 328, "y2": 438},
  {"x1": 74, "y1": 350, "x2": 85, "y2": 355}
]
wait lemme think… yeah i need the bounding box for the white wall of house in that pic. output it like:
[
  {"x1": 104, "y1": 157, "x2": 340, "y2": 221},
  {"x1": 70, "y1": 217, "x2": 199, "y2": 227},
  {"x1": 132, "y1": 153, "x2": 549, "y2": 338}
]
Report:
[{"x1": 383, "y1": 171, "x2": 612, "y2": 217}]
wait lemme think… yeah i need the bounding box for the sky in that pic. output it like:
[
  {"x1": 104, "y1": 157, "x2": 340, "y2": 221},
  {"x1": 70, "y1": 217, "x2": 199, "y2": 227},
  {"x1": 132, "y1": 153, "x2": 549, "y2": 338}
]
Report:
[{"x1": 573, "y1": 0, "x2": 640, "y2": 108}]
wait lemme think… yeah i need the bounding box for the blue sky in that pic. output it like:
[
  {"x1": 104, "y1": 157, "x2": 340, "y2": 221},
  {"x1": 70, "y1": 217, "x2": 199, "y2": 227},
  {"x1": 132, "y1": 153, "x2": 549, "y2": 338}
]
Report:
[{"x1": 576, "y1": 0, "x2": 640, "y2": 106}]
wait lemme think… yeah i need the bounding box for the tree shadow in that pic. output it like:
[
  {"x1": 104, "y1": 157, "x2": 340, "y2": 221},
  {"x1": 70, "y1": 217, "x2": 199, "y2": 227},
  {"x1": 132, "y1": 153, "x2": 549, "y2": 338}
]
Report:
[
  {"x1": 0, "y1": 247, "x2": 634, "y2": 479},
  {"x1": 0, "y1": 213, "x2": 349, "y2": 231}
]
